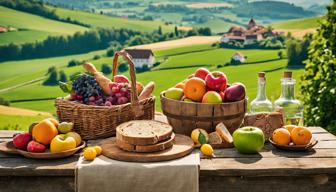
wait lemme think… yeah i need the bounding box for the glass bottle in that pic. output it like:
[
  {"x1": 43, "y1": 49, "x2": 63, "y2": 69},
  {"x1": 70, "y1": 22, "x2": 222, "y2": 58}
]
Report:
[
  {"x1": 274, "y1": 71, "x2": 304, "y2": 126},
  {"x1": 250, "y1": 72, "x2": 273, "y2": 113}
]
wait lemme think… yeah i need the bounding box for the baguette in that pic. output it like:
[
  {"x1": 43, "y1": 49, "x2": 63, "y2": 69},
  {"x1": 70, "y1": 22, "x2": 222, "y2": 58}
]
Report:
[
  {"x1": 216, "y1": 123, "x2": 233, "y2": 143},
  {"x1": 83, "y1": 63, "x2": 112, "y2": 95},
  {"x1": 138, "y1": 81, "x2": 155, "y2": 100},
  {"x1": 116, "y1": 120, "x2": 173, "y2": 146},
  {"x1": 208, "y1": 132, "x2": 222, "y2": 144}
]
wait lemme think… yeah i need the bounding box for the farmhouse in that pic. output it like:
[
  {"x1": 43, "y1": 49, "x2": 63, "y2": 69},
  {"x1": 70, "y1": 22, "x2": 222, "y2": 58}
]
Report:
[
  {"x1": 220, "y1": 18, "x2": 278, "y2": 45},
  {"x1": 125, "y1": 49, "x2": 156, "y2": 68},
  {"x1": 232, "y1": 52, "x2": 246, "y2": 63}
]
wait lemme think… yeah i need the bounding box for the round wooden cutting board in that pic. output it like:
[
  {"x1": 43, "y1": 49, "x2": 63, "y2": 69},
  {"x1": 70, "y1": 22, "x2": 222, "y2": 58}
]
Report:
[{"x1": 100, "y1": 134, "x2": 194, "y2": 162}]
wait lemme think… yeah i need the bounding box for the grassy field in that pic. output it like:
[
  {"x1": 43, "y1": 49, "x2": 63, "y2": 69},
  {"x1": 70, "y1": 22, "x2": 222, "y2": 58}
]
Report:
[
  {"x1": 53, "y1": 7, "x2": 174, "y2": 32},
  {"x1": 0, "y1": 6, "x2": 88, "y2": 45},
  {"x1": 272, "y1": 16, "x2": 323, "y2": 29},
  {"x1": 0, "y1": 43, "x2": 304, "y2": 121},
  {"x1": 0, "y1": 114, "x2": 50, "y2": 131}
]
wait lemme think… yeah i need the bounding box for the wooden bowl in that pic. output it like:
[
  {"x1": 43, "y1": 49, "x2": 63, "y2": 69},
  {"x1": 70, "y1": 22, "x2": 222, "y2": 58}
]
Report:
[
  {"x1": 269, "y1": 138, "x2": 318, "y2": 151},
  {"x1": 0, "y1": 141, "x2": 86, "y2": 159}
]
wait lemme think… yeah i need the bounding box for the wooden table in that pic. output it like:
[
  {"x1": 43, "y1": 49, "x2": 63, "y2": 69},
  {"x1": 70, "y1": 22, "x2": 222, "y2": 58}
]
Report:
[{"x1": 1, "y1": 113, "x2": 336, "y2": 192}]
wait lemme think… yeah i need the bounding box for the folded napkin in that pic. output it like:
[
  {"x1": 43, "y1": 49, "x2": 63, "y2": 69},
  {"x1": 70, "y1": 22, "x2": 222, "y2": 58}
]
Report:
[{"x1": 76, "y1": 152, "x2": 200, "y2": 192}]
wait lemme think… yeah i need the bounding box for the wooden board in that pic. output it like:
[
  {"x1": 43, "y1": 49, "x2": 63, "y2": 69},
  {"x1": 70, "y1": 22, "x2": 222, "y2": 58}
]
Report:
[
  {"x1": 0, "y1": 141, "x2": 85, "y2": 159},
  {"x1": 195, "y1": 142, "x2": 233, "y2": 149},
  {"x1": 100, "y1": 134, "x2": 194, "y2": 162}
]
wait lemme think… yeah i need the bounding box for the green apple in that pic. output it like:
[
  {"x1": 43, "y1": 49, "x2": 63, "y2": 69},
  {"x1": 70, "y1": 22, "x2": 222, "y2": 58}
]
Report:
[
  {"x1": 202, "y1": 91, "x2": 222, "y2": 104},
  {"x1": 50, "y1": 134, "x2": 77, "y2": 153},
  {"x1": 58, "y1": 122, "x2": 73, "y2": 133},
  {"x1": 165, "y1": 88, "x2": 184, "y2": 100},
  {"x1": 233, "y1": 127, "x2": 265, "y2": 154}
]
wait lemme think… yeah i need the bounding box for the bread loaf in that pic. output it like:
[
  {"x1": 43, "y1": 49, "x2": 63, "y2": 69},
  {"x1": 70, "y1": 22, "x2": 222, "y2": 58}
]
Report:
[
  {"x1": 216, "y1": 123, "x2": 233, "y2": 143},
  {"x1": 117, "y1": 133, "x2": 175, "y2": 152},
  {"x1": 116, "y1": 120, "x2": 173, "y2": 146},
  {"x1": 208, "y1": 132, "x2": 222, "y2": 144}
]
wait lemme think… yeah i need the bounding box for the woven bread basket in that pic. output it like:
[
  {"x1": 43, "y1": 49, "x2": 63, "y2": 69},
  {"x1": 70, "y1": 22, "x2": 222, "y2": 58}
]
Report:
[
  {"x1": 55, "y1": 50, "x2": 155, "y2": 140},
  {"x1": 160, "y1": 92, "x2": 247, "y2": 136}
]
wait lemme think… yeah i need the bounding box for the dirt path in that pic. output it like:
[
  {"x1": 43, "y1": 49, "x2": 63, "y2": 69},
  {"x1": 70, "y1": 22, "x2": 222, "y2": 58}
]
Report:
[
  {"x1": 0, "y1": 105, "x2": 52, "y2": 117},
  {"x1": 129, "y1": 36, "x2": 221, "y2": 51}
]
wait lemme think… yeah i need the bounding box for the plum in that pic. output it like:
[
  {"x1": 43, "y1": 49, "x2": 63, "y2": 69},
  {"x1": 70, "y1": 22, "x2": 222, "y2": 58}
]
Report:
[{"x1": 224, "y1": 83, "x2": 246, "y2": 102}]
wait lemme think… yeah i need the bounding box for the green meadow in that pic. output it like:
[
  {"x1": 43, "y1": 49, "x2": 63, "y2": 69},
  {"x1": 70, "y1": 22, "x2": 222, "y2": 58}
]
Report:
[{"x1": 272, "y1": 16, "x2": 323, "y2": 29}]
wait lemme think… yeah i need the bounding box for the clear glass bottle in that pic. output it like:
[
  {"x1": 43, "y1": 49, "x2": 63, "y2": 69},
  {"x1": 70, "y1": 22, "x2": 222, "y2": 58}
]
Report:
[
  {"x1": 274, "y1": 71, "x2": 304, "y2": 126},
  {"x1": 250, "y1": 72, "x2": 273, "y2": 113}
]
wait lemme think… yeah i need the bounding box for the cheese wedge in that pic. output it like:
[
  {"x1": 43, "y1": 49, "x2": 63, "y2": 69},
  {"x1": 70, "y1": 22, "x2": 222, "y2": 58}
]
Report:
[{"x1": 215, "y1": 123, "x2": 233, "y2": 143}]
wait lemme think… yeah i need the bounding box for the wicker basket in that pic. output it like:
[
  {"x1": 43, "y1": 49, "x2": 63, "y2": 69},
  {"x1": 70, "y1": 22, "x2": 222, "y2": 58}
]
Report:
[
  {"x1": 160, "y1": 92, "x2": 247, "y2": 136},
  {"x1": 55, "y1": 50, "x2": 155, "y2": 140}
]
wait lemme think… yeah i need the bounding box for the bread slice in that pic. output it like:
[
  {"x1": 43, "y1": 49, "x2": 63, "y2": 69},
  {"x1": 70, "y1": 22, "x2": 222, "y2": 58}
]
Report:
[
  {"x1": 208, "y1": 132, "x2": 222, "y2": 144},
  {"x1": 116, "y1": 120, "x2": 173, "y2": 146},
  {"x1": 216, "y1": 123, "x2": 233, "y2": 143},
  {"x1": 117, "y1": 133, "x2": 175, "y2": 153}
]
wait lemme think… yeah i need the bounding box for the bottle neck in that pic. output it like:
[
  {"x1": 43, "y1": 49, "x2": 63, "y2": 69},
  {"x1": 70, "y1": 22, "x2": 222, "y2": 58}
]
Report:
[
  {"x1": 280, "y1": 78, "x2": 296, "y2": 100},
  {"x1": 256, "y1": 78, "x2": 267, "y2": 100}
]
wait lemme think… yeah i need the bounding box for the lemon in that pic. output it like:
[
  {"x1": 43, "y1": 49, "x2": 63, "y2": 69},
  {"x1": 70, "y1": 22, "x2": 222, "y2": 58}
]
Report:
[
  {"x1": 191, "y1": 128, "x2": 209, "y2": 144},
  {"x1": 93, "y1": 146, "x2": 103, "y2": 156},
  {"x1": 83, "y1": 147, "x2": 97, "y2": 161},
  {"x1": 200, "y1": 144, "x2": 214, "y2": 156}
]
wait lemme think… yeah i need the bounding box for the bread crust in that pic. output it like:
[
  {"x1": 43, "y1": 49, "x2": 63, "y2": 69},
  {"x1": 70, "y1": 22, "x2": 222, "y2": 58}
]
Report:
[
  {"x1": 117, "y1": 133, "x2": 175, "y2": 152},
  {"x1": 116, "y1": 120, "x2": 173, "y2": 146},
  {"x1": 208, "y1": 132, "x2": 222, "y2": 144}
]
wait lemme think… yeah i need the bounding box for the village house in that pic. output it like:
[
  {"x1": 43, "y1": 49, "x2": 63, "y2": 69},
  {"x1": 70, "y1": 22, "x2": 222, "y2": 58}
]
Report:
[
  {"x1": 220, "y1": 18, "x2": 278, "y2": 45},
  {"x1": 232, "y1": 52, "x2": 246, "y2": 63},
  {"x1": 0, "y1": 26, "x2": 7, "y2": 33},
  {"x1": 125, "y1": 49, "x2": 156, "y2": 68}
]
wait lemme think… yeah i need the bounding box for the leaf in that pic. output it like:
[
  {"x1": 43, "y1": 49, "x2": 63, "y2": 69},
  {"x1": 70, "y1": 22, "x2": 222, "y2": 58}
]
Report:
[
  {"x1": 198, "y1": 131, "x2": 207, "y2": 145},
  {"x1": 59, "y1": 81, "x2": 72, "y2": 93},
  {"x1": 70, "y1": 73, "x2": 83, "y2": 81}
]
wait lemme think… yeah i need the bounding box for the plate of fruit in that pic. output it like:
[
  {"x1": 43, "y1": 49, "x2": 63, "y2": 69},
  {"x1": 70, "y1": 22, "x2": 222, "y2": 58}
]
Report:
[
  {"x1": 269, "y1": 125, "x2": 318, "y2": 151},
  {"x1": 0, "y1": 118, "x2": 86, "y2": 159}
]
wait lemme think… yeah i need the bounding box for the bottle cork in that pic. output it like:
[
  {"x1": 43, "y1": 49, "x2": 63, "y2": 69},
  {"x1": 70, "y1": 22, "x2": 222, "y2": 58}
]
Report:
[
  {"x1": 283, "y1": 71, "x2": 292, "y2": 78},
  {"x1": 258, "y1": 72, "x2": 265, "y2": 78}
]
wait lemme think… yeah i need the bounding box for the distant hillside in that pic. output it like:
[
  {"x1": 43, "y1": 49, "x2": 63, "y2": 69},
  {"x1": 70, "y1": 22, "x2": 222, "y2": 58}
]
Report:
[
  {"x1": 232, "y1": 1, "x2": 316, "y2": 20},
  {"x1": 0, "y1": 6, "x2": 88, "y2": 45},
  {"x1": 272, "y1": 16, "x2": 323, "y2": 29}
]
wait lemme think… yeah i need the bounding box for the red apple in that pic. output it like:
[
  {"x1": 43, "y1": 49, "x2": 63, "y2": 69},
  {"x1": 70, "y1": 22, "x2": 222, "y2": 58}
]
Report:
[
  {"x1": 219, "y1": 91, "x2": 225, "y2": 102},
  {"x1": 13, "y1": 133, "x2": 32, "y2": 150},
  {"x1": 224, "y1": 83, "x2": 246, "y2": 102},
  {"x1": 194, "y1": 68, "x2": 210, "y2": 80},
  {"x1": 113, "y1": 75, "x2": 129, "y2": 83},
  {"x1": 202, "y1": 91, "x2": 222, "y2": 104},
  {"x1": 205, "y1": 71, "x2": 227, "y2": 91},
  {"x1": 27, "y1": 141, "x2": 46, "y2": 153}
]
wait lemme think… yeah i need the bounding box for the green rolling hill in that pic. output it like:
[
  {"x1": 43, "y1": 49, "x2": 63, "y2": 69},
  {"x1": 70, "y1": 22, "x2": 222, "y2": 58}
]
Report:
[{"x1": 272, "y1": 16, "x2": 323, "y2": 29}]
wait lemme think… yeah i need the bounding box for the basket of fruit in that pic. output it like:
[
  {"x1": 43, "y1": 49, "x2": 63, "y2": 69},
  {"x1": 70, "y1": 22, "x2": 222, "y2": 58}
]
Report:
[
  {"x1": 55, "y1": 50, "x2": 155, "y2": 140},
  {"x1": 160, "y1": 68, "x2": 247, "y2": 136}
]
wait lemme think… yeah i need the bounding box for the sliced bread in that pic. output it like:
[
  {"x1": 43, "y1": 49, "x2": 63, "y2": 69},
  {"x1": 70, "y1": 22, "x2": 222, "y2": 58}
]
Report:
[
  {"x1": 216, "y1": 123, "x2": 233, "y2": 143},
  {"x1": 208, "y1": 132, "x2": 222, "y2": 144},
  {"x1": 117, "y1": 133, "x2": 175, "y2": 153},
  {"x1": 116, "y1": 120, "x2": 173, "y2": 146}
]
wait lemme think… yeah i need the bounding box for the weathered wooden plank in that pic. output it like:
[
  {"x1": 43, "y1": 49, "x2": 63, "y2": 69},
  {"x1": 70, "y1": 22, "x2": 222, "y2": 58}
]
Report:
[
  {"x1": 200, "y1": 158, "x2": 336, "y2": 177},
  {"x1": 315, "y1": 140, "x2": 336, "y2": 149},
  {"x1": 313, "y1": 132, "x2": 336, "y2": 141},
  {"x1": 0, "y1": 176, "x2": 74, "y2": 192},
  {"x1": 0, "y1": 156, "x2": 77, "y2": 176},
  {"x1": 199, "y1": 174, "x2": 336, "y2": 192},
  {"x1": 310, "y1": 127, "x2": 329, "y2": 133}
]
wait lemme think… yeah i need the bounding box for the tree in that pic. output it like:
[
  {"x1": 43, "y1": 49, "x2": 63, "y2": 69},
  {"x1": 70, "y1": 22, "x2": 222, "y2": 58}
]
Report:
[
  {"x1": 118, "y1": 63, "x2": 128, "y2": 73},
  {"x1": 43, "y1": 70, "x2": 58, "y2": 86},
  {"x1": 174, "y1": 26, "x2": 179, "y2": 37},
  {"x1": 59, "y1": 70, "x2": 67, "y2": 82},
  {"x1": 68, "y1": 59, "x2": 80, "y2": 67},
  {"x1": 0, "y1": 97, "x2": 10, "y2": 106},
  {"x1": 301, "y1": 1, "x2": 336, "y2": 133},
  {"x1": 286, "y1": 40, "x2": 300, "y2": 66},
  {"x1": 101, "y1": 64, "x2": 112, "y2": 75},
  {"x1": 158, "y1": 26, "x2": 162, "y2": 35}
]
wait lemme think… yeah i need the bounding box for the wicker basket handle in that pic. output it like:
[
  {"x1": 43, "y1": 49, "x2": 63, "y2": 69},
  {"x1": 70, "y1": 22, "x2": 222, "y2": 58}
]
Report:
[{"x1": 112, "y1": 50, "x2": 139, "y2": 106}]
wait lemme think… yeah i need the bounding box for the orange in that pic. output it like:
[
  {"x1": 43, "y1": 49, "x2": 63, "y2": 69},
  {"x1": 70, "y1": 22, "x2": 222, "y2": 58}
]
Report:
[
  {"x1": 291, "y1": 126, "x2": 312, "y2": 145},
  {"x1": 47, "y1": 118, "x2": 59, "y2": 128},
  {"x1": 175, "y1": 82, "x2": 185, "y2": 90},
  {"x1": 32, "y1": 119, "x2": 59, "y2": 145},
  {"x1": 284, "y1": 125, "x2": 296, "y2": 134},
  {"x1": 183, "y1": 77, "x2": 206, "y2": 102},
  {"x1": 272, "y1": 128, "x2": 291, "y2": 145}
]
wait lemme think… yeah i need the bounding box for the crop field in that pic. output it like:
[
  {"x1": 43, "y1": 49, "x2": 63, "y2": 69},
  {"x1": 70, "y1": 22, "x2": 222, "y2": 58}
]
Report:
[
  {"x1": 0, "y1": 43, "x2": 304, "y2": 129},
  {"x1": 272, "y1": 16, "x2": 322, "y2": 29}
]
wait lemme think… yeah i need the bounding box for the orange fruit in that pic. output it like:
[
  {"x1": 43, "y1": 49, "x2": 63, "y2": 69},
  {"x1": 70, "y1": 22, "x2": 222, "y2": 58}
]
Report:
[
  {"x1": 32, "y1": 119, "x2": 59, "y2": 145},
  {"x1": 183, "y1": 77, "x2": 206, "y2": 102},
  {"x1": 272, "y1": 128, "x2": 291, "y2": 145},
  {"x1": 175, "y1": 82, "x2": 185, "y2": 90},
  {"x1": 47, "y1": 118, "x2": 59, "y2": 128},
  {"x1": 284, "y1": 125, "x2": 296, "y2": 134},
  {"x1": 291, "y1": 126, "x2": 312, "y2": 145}
]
